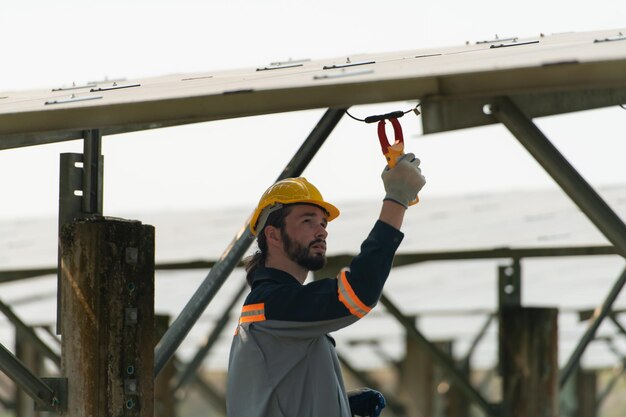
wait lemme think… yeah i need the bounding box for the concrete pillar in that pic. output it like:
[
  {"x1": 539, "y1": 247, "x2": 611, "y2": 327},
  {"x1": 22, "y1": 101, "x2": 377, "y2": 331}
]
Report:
[
  {"x1": 499, "y1": 307, "x2": 558, "y2": 417},
  {"x1": 60, "y1": 218, "x2": 155, "y2": 417}
]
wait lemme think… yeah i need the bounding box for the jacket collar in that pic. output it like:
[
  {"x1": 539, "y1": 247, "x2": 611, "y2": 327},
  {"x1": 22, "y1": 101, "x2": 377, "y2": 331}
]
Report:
[{"x1": 252, "y1": 267, "x2": 302, "y2": 287}]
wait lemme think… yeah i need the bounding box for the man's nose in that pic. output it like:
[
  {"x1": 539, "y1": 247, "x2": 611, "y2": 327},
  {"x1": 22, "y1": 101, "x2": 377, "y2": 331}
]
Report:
[{"x1": 316, "y1": 225, "x2": 328, "y2": 239}]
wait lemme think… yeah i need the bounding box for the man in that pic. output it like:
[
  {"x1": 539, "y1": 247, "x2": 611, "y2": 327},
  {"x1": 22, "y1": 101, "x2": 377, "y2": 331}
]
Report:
[{"x1": 227, "y1": 153, "x2": 425, "y2": 417}]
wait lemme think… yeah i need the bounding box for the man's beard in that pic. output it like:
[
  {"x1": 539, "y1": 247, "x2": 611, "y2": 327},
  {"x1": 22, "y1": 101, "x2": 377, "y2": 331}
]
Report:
[{"x1": 281, "y1": 229, "x2": 327, "y2": 271}]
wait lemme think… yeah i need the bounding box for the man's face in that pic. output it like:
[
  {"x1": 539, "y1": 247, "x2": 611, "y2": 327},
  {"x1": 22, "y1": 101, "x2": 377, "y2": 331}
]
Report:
[{"x1": 281, "y1": 204, "x2": 329, "y2": 271}]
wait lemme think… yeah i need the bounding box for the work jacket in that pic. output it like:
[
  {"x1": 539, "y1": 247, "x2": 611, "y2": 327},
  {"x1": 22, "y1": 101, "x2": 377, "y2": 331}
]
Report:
[{"x1": 227, "y1": 220, "x2": 404, "y2": 417}]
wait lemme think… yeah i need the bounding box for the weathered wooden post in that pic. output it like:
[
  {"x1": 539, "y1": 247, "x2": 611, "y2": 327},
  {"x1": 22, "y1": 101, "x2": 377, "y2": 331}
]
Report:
[
  {"x1": 498, "y1": 260, "x2": 559, "y2": 417},
  {"x1": 60, "y1": 218, "x2": 154, "y2": 417},
  {"x1": 499, "y1": 307, "x2": 558, "y2": 417},
  {"x1": 399, "y1": 321, "x2": 462, "y2": 417},
  {"x1": 437, "y1": 341, "x2": 469, "y2": 417},
  {"x1": 399, "y1": 317, "x2": 432, "y2": 417}
]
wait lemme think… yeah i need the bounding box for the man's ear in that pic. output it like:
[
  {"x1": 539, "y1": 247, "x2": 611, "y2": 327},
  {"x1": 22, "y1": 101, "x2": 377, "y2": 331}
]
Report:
[{"x1": 264, "y1": 225, "x2": 282, "y2": 248}]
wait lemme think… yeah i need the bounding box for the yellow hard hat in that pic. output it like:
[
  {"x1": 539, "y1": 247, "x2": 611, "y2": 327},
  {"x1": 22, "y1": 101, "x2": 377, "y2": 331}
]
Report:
[{"x1": 250, "y1": 177, "x2": 340, "y2": 235}]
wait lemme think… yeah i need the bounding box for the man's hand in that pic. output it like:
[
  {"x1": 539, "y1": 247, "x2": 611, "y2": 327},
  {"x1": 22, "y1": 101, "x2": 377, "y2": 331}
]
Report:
[
  {"x1": 381, "y1": 153, "x2": 426, "y2": 208},
  {"x1": 348, "y1": 388, "x2": 386, "y2": 417}
]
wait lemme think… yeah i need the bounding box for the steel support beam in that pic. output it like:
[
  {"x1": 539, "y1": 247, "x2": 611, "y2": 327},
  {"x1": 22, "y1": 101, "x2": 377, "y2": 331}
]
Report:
[
  {"x1": 0, "y1": 299, "x2": 60, "y2": 367},
  {"x1": 0, "y1": 343, "x2": 62, "y2": 411},
  {"x1": 0, "y1": 244, "x2": 617, "y2": 283},
  {"x1": 422, "y1": 86, "x2": 626, "y2": 134},
  {"x1": 154, "y1": 108, "x2": 346, "y2": 377},
  {"x1": 174, "y1": 281, "x2": 247, "y2": 392},
  {"x1": 559, "y1": 267, "x2": 626, "y2": 388},
  {"x1": 490, "y1": 97, "x2": 626, "y2": 258},
  {"x1": 379, "y1": 294, "x2": 498, "y2": 417}
]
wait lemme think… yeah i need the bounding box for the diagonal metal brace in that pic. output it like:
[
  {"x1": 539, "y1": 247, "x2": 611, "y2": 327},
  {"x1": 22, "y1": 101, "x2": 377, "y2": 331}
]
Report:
[
  {"x1": 0, "y1": 298, "x2": 60, "y2": 367},
  {"x1": 0, "y1": 343, "x2": 66, "y2": 412},
  {"x1": 489, "y1": 97, "x2": 626, "y2": 257}
]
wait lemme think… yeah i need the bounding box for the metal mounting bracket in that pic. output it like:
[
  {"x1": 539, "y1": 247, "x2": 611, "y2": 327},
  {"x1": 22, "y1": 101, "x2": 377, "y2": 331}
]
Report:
[
  {"x1": 34, "y1": 378, "x2": 68, "y2": 412},
  {"x1": 56, "y1": 129, "x2": 104, "y2": 334},
  {"x1": 498, "y1": 259, "x2": 521, "y2": 308}
]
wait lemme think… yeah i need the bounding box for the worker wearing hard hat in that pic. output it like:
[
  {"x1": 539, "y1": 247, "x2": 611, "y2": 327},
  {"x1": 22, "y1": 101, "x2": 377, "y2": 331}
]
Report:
[{"x1": 227, "y1": 153, "x2": 425, "y2": 417}]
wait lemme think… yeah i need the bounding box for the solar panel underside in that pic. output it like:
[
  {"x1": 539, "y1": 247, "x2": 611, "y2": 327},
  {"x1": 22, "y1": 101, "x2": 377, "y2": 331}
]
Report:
[{"x1": 0, "y1": 28, "x2": 625, "y2": 148}]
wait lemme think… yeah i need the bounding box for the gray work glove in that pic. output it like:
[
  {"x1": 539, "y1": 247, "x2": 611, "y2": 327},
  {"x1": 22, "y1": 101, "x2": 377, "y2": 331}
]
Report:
[{"x1": 381, "y1": 152, "x2": 426, "y2": 208}]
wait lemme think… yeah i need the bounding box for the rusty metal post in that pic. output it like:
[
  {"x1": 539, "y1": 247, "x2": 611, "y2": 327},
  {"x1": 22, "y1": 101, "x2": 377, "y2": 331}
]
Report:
[
  {"x1": 60, "y1": 218, "x2": 154, "y2": 417},
  {"x1": 499, "y1": 307, "x2": 558, "y2": 417}
]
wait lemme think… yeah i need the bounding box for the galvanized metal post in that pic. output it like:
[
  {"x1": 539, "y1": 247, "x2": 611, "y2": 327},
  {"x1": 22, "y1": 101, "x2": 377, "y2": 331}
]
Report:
[
  {"x1": 60, "y1": 218, "x2": 154, "y2": 417},
  {"x1": 82, "y1": 129, "x2": 103, "y2": 215},
  {"x1": 489, "y1": 97, "x2": 626, "y2": 257},
  {"x1": 154, "y1": 108, "x2": 346, "y2": 377},
  {"x1": 380, "y1": 294, "x2": 498, "y2": 417},
  {"x1": 57, "y1": 129, "x2": 103, "y2": 334}
]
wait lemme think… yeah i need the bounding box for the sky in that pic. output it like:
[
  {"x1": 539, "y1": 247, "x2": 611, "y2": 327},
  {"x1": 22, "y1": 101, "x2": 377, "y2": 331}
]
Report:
[{"x1": 1, "y1": 0, "x2": 626, "y2": 220}]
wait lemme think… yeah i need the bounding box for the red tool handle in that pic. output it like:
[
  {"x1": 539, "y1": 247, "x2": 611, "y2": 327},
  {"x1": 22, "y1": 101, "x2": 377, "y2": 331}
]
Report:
[
  {"x1": 377, "y1": 118, "x2": 419, "y2": 205},
  {"x1": 378, "y1": 118, "x2": 404, "y2": 169}
]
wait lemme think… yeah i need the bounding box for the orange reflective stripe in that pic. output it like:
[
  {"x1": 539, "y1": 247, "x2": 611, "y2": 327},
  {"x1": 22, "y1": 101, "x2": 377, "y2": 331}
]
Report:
[
  {"x1": 338, "y1": 290, "x2": 365, "y2": 318},
  {"x1": 337, "y1": 270, "x2": 371, "y2": 318},
  {"x1": 242, "y1": 303, "x2": 264, "y2": 313},
  {"x1": 239, "y1": 313, "x2": 266, "y2": 324},
  {"x1": 238, "y1": 302, "x2": 266, "y2": 325}
]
